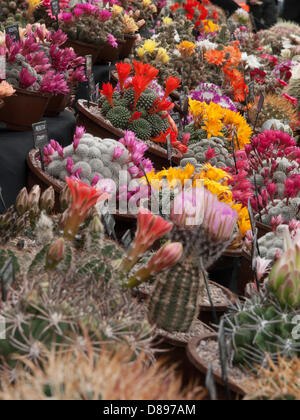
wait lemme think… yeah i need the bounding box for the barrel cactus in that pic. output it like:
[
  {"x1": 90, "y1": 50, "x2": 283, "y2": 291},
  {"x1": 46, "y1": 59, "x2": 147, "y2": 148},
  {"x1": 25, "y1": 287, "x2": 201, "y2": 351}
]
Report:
[{"x1": 224, "y1": 293, "x2": 300, "y2": 368}]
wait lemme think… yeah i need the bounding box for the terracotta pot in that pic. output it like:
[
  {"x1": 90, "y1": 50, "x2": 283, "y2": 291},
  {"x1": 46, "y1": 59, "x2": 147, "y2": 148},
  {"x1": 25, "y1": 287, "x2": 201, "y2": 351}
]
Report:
[
  {"x1": 256, "y1": 220, "x2": 271, "y2": 239},
  {"x1": 119, "y1": 34, "x2": 137, "y2": 59},
  {"x1": 76, "y1": 99, "x2": 183, "y2": 169},
  {"x1": 97, "y1": 40, "x2": 125, "y2": 64},
  {"x1": 187, "y1": 335, "x2": 246, "y2": 399},
  {"x1": 0, "y1": 88, "x2": 50, "y2": 131},
  {"x1": 64, "y1": 39, "x2": 100, "y2": 64},
  {"x1": 44, "y1": 93, "x2": 71, "y2": 117}
]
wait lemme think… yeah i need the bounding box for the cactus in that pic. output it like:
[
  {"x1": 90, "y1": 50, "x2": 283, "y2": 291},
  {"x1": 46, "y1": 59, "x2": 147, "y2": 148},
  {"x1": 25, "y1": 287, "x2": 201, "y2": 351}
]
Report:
[
  {"x1": 261, "y1": 119, "x2": 293, "y2": 135},
  {"x1": 257, "y1": 227, "x2": 285, "y2": 262},
  {"x1": 128, "y1": 118, "x2": 152, "y2": 141},
  {"x1": 269, "y1": 238, "x2": 300, "y2": 309},
  {"x1": 249, "y1": 95, "x2": 297, "y2": 128},
  {"x1": 181, "y1": 137, "x2": 234, "y2": 169},
  {"x1": 106, "y1": 106, "x2": 131, "y2": 130},
  {"x1": 224, "y1": 293, "x2": 300, "y2": 368},
  {"x1": 260, "y1": 198, "x2": 300, "y2": 226},
  {"x1": 286, "y1": 76, "x2": 300, "y2": 112},
  {"x1": 0, "y1": 185, "x2": 154, "y2": 369},
  {"x1": 243, "y1": 355, "x2": 300, "y2": 400}
]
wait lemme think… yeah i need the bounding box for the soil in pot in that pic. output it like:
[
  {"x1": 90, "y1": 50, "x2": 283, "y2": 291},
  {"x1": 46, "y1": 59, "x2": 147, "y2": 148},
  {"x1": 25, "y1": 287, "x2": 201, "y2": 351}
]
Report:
[
  {"x1": 187, "y1": 335, "x2": 249, "y2": 399},
  {"x1": 0, "y1": 88, "x2": 50, "y2": 131}
]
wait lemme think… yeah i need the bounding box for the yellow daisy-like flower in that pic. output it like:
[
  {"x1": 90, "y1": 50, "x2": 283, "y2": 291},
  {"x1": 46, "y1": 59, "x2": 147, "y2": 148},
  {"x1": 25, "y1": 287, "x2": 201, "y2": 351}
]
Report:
[
  {"x1": 162, "y1": 17, "x2": 173, "y2": 25},
  {"x1": 112, "y1": 4, "x2": 123, "y2": 17},
  {"x1": 137, "y1": 47, "x2": 146, "y2": 58},
  {"x1": 203, "y1": 20, "x2": 220, "y2": 33},
  {"x1": 143, "y1": 39, "x2": 158, "y2": 54},
  {"x1": 155, "y1": 47, "x2": 170, "y2": 64},
  {"x1": 177, "y1": 41, "x2": 197, "y2": 58}
]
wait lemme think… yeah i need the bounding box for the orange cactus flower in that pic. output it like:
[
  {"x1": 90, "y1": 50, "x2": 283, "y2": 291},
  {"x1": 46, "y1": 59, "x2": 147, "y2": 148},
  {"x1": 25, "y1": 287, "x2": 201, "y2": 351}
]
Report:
[
  {"x1": 64, "y1": 177, "x2": 110, "y2": 240},
  {"x1": 205, "y1": 49, "x2": 226, "y2": 66}
]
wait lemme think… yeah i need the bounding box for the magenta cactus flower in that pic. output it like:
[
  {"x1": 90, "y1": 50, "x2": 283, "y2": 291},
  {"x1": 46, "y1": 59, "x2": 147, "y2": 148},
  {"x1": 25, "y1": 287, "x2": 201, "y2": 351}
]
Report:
[
  {"x1": 19, "y1": 67, "x2": 36, "y2": 89},
  {"x1": 107, "y1": 34, "x2": 118, "y2": 48}
]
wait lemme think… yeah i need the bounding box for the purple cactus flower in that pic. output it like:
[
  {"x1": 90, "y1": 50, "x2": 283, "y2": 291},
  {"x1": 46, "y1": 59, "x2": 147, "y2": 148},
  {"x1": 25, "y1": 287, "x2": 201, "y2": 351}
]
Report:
[
  {"x1": 66, "y1": 158, "x2": 74, "y2": 175},
  {"x1": 107, "y1": 34, "x2": 118, "y2": 48},
  {"x1": 91, "y1": 174, "x2": 100, "y2": 187}
]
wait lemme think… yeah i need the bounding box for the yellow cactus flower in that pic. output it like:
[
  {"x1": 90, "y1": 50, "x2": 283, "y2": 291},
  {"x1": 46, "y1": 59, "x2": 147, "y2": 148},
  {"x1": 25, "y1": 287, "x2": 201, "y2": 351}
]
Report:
[
  {"x1": 155, "y1": 47, "x2": 170, "y2": 64},
  {"x1": 163, "y1": 17, "x2": 173, "y2": 25},
  {"x1": 112, "y1": 4, "x2": 123, "y2": 17},
  {"x1": 143, "y1": 39, "x2": 158, "y2": 54},
  {"x1": 137, "y1": 47, "x2": 146, "y2": 58},
  {"x1": 177, "y1": 41, "x2": 197, "y2": 58},
  {"x1": 203, "y1": 20, "x2": 220, "y2": 33},
  {"x1": 143, "y1": 0, "x2": 152, "y2": 7}
]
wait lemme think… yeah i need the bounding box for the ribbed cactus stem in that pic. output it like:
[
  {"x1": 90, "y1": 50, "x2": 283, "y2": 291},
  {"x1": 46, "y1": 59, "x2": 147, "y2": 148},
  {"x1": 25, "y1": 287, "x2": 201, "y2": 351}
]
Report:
[{"x1": 148, "y1": 258, "x2": 205, "y2": 333}]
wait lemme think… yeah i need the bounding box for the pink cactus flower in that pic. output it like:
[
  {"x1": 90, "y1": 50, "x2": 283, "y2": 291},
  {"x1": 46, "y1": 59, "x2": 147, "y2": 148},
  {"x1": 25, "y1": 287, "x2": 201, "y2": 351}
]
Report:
[{"x1": 107, "y1": 34, "x2": 118, "y2": 48}]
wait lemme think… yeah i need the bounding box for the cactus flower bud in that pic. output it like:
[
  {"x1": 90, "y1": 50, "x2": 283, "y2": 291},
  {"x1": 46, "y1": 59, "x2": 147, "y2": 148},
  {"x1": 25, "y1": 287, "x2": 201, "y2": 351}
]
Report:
[
  {"x1": 16, "y1": 187, "x2": 29, "y2": 216},
  {"x1": 126, "y1": 242, "x2": 183, "y2": 288},
  {"x1": 40, "y1": 187, "x2": 55, "y2": 214},
  {"x1": 28, "y1": 185, "x2": 41, "y2": 209},
  {"x1": 269, "y1": 233, "x2": 300, "y2": 308},
  {"x1": 60, "y1": 184, "x2": 71, "y2": 212},
  {"x1": 89, "y1": 214, "x2": 104, "y2": 234},
  {"x1": 45, "y1": 238, "x2": 65, "y2": 270}
]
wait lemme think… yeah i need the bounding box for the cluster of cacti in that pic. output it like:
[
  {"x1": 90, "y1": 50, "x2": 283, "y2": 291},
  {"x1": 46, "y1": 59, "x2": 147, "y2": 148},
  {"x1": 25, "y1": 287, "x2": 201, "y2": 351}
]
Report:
[
  {"x1": 102, "y1": 89, "x2": 170, "y2": 140},
  {"x1": 243, "y1": 355, "x2": 300, "y2": 400},
  {"x1": 120, "y1": 0, "x2": 158, "y2": 22},
  {"x1": 260, "y1": 198, "x2": 300, "y2": 226},
  {"x1": 256, "y1": 228, "x2": 285, "y2": 262},
  {"x1": 181, "y1": 137, "x2": 234, "y2": 169},
  {"x1": 154, "y1": 16, "x2": 196, "y2": 48},
  {"x1": 45, "y1": 129, "x2": 153, "y2": 200},
  {"x1": 0, "y1": 344, "x2": 204, "y2": 400},
  {"x1": 224, "y1": 293, "x2": 300, "y2": 368},
  {"x1": 286, "y1": 66, "x2": 300, "y2": 112},
  {"x1": 0, "y1": 0, "x2": 29, "y2": 23},
  {"x1": 253, "y1": 157, "x2": 300, "y2": 201},
  {"x1": 249, "y1": 95, "x2": 298, "y2": 128},
  {"x1": 2, "y1": 24, "x2": 86, "y2": 94},
  {"x1": 0, "y1": 184, "x2": 155, "y2": 369}
]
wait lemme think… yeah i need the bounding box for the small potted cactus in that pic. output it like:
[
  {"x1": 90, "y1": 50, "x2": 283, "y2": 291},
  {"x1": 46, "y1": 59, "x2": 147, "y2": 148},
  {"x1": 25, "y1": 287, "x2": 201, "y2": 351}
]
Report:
[{"x1": 0, "y1": 24, "x2": 86, "y2": 127}]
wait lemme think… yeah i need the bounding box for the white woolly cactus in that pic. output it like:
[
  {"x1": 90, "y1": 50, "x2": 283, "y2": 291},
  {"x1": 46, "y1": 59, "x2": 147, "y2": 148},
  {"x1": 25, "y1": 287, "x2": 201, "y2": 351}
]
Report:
[
  {"x1": 45, "y1": 128, "x2": 153, "y2": 199},
  {"x1": 253, "y1": 157, "x2": 300, "y2": 199},
  {"x1": 261, "y1": 119, "x2": 293, "y2": 136},
  {"x1": 181, "y1": 137, "x2": 234, "y2": 169},
  {"x1": 260, "y1": 197, "x2": 300, "y2": 226},
  {"x1": 257, "y1": 226, "x2": 287, "y2": 261}
]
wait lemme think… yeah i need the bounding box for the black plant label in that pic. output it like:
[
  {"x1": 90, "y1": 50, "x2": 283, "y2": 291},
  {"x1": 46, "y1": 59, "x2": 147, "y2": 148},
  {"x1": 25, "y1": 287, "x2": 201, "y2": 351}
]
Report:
[
  {"x1": 0, "y1": 257, "x2": 15, "y2": 302},
  {"x1": 166, "y1": 133, "x2": 172, "y2": 165},
  {"x1": 32, "y1": 121, "x2": 49, "y2": 171},
  {"x1": 51, "y1": 0, "x2": 60, "y2": 18},
  {"x1": 5, "y1": 24, "x2": 20, "y2": 42}
]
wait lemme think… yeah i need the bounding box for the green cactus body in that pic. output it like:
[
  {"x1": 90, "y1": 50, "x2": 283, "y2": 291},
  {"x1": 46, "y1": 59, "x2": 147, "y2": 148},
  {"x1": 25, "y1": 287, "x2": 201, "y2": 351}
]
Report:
[
  {"x1": 146, "y1": 114, "x2": 166, "y2": 137},
  {"x1": 106, "y1": 106, "x2": 131, "y2": 130},
  {"x1": 129, "y1": 118, "x2": 152, "y2": 141},
  {"x1": 148, "y1": 259, "x2": 204, "y2": 333}
]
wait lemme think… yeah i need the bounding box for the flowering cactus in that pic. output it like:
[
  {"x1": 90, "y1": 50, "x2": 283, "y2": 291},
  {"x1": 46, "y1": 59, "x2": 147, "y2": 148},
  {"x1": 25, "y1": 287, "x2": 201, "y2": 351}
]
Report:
[{"x1": 269, "y1": 229, "x2": 300, "y2": 309}]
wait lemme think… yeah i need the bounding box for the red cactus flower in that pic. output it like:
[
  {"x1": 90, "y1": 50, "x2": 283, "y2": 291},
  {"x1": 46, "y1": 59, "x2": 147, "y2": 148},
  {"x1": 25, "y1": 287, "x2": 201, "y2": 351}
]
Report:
[
  {"x1": 120, "y1": 208, "x2": 173, "y2": 274},
  {"x1": 163, "y1": 76, "x2": 181, "y2": 100},
  {"x1": 100, "y1": 83, "x2": 116, "y2": 108},
  {"x1": 205, "y1": 146, "x2": 216, "y2": 162},
  {"x1": 149, "y1": 97, "x2": 174, "y2": 114},
  {"x1": 133, "y1": 61, "x2": 159, "y2": 84},
  {"x1": 129, "y1": 111, "x2": 142, "y2": 123},
  {"x1": 115, "y1": 62, "x2": 132, "y2": 92},
  {"x1": 64, "y1": 177, "x2": 110, "y2": 240}
]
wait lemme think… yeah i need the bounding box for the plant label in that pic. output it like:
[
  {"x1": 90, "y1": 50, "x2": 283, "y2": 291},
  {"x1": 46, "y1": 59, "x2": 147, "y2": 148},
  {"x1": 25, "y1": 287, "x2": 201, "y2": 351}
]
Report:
[
  {"x1": 166, "y1": 133, "x2": 172, "y2": 165},
  {"x1": 32, "y1": 121, "x2": 49, "y2": 170},
  {"x1": 51, "y1": 0, "x2": 60, "y2": 19},
  {"x1": 248, "y1": 81, "x2": 255, "y2": 102},
  {"x1": 5, "y1": 25, "x2": 20, "y2": 42},
  {"x1": 121, "y1": 229, "x2": 132, "y2": 251},
  {"x1": 0, "y1": 257, "x2": 15, "y2": 302},
  {"x1": 0, "y1": 185, "x2": 7, "y2": 212},
  {"x1": 88, "y1": 73, "x2": 96, "y2": 103},
  {"x1": 102, "y1": 212, "x2": 117, "y2": 240},
  {"x1": 0, "y1": 56, "x2": 6, "y2": 80},
  {"x1": 85, "y1": 55, "x2": 92, "y2": 79},
  {"x1": 199, "y1": 257, "x2": 218, "y2": 325},
  {"x1": 205, "y1": 364, "x2": 218, "y2": 401},
  {"x1": 218, "y1": 319, "x2": 231, "y2": 400},
  {"x1": 257, "y1": 93, "x2": 265, "y2": 113}
]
